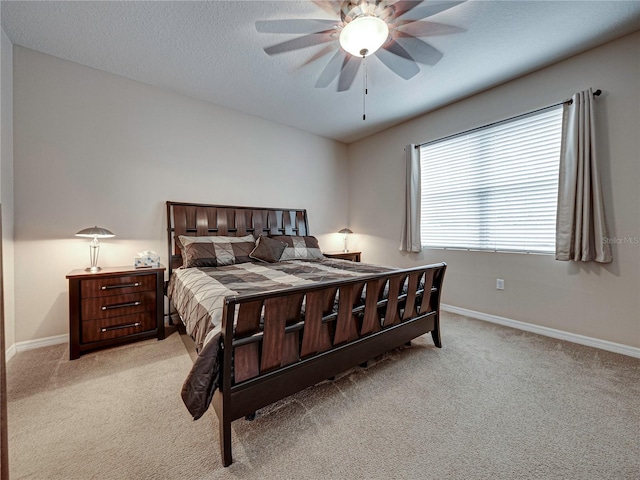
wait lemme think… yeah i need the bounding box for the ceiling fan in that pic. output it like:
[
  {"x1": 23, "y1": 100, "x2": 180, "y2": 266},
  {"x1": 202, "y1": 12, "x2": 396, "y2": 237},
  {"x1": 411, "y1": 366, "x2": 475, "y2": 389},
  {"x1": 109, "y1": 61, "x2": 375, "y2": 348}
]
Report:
[{"x1": 256, "y1": 1, "x2": 465, "y2": 92}]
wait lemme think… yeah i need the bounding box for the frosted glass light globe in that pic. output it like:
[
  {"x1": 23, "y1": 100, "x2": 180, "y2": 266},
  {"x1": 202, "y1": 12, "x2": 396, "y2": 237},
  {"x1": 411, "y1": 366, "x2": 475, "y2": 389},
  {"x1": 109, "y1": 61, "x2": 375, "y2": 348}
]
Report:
[{"x1": 339, "y1": 16, "x2": 389, "y2": 57}]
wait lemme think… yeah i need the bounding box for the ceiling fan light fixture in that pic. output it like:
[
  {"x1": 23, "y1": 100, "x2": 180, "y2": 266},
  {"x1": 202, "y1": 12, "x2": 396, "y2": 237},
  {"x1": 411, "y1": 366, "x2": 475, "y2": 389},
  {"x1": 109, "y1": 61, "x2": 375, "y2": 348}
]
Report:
[{"x1": 339, "y1": 15, "x2": 389, "y2": 57}]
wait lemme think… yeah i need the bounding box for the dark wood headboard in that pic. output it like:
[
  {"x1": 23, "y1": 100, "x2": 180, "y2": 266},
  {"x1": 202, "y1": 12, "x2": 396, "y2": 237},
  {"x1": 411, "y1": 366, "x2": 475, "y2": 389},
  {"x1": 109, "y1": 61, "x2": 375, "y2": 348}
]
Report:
[{"x1": 166, "y1": 201, "x2": 309, "y2": 277}]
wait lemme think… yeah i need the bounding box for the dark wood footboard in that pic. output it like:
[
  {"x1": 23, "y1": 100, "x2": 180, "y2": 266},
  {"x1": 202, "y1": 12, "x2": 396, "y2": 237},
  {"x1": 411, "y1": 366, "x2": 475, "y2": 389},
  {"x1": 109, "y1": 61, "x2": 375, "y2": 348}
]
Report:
[{"x1": 212, "y1": 262, "x2": 446, "y2": 466}]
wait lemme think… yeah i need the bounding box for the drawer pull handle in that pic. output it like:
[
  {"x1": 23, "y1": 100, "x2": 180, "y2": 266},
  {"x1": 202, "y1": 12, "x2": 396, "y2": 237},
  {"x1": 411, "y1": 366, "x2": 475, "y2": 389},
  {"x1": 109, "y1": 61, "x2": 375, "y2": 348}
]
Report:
[
  {"x1": 101, "y1": 301, "x2": 141, "y2": 311},
  {"x1": 101, "y1": 282, "x2": 141, "y2": 290},
  {"x1": 101, "y1": 322, "x2": 141, "y2": 333}
]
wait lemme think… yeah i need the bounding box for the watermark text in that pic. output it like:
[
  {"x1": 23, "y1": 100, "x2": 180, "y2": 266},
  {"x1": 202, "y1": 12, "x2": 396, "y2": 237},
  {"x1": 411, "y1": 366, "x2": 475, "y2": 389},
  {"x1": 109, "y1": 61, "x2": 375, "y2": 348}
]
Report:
[{"x1": 602, "y1": 236, "x2": 639, "y2": 245}]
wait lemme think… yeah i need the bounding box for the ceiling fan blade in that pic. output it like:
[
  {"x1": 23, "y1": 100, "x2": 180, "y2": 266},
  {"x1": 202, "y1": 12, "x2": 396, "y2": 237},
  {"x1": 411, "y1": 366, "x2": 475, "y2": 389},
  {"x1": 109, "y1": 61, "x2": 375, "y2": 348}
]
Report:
[
  {"x1": 337, "y1": 56, "x2": 361, "y2": 92},
  {"x1": 312, "y1": 0, "x2": 342, "y2": 16},
  {"x1": 389, "y1": 1, "x2": 425, "y2": 19},
  {"x1": 394, "y1": 20, "x2": 466, "y2": 37},
  {"x1": 302, "y1": 44, "x2": 338, "y2": 68},
  {"x1": 381, "y1": 38, "x2": 415, "y2": 62},
  {"x1": 397, "y1": 1, "x2": 466, "y2": 21},
  {"x1": 255, "y1": 19, "x2": 338, "y2": 34},
  {"x1": 264, "y1": 33, "x2": 335, "y2": 56},
  {"x1": 315, "y1": 50, "x2": 348, "y2": 88},
  {"x1": 375, "y1": 44, "x2": 420, "y2": 80},
  {"x1": 394, "y1": 35, "x2": 443, "y2": 66}
]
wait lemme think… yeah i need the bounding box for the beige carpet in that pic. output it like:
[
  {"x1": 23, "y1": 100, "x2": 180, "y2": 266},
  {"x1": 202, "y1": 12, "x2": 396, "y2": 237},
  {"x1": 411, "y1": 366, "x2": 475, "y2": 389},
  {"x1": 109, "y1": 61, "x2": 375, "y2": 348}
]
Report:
[{"x1": 7, "y1": 312, "x2": 640, "y2": 479}]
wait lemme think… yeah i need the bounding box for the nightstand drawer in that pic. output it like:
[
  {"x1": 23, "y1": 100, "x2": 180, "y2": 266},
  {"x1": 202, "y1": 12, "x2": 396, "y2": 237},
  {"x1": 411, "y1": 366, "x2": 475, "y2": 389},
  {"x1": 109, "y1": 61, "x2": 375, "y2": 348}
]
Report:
[
  {"x1": 81, "y1": 313, "x2": 156, "y2": 343},
  {"x1": 81, "y1": 274, "x2": 156, "y2": 298},
  {"x1": 81, "y1": 291, "x2": 155, "y2": 320}
]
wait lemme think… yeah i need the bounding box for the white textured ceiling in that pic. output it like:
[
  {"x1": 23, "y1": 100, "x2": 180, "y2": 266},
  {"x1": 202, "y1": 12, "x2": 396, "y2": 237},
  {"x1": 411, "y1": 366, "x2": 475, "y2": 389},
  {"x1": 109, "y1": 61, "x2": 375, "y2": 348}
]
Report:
[{"x1": 2, "y1": 1, "x2": 640, "y2": 143}]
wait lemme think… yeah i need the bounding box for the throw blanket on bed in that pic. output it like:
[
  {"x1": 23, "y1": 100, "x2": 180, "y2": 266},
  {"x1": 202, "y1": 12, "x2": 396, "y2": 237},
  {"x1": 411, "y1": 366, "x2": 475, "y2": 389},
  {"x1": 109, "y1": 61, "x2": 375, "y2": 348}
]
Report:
[{"x1": 168, "y1": 259, "x2": 393, "y2": 419}]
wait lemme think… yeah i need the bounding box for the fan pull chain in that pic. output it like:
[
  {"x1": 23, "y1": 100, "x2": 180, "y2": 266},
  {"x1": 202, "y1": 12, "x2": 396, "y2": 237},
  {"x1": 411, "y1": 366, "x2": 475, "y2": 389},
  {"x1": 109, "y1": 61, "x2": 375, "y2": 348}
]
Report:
[{"x1": 362, "y1": 54, "x2": 368, "y2": 121}]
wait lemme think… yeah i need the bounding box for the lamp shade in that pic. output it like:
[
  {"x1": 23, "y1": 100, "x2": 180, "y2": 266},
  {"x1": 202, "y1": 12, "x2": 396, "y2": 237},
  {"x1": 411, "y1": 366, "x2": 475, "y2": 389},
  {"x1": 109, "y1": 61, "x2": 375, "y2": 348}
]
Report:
[
  {"x1": 339, "y1": 228, "x2": 353, "y2": 235},
  {"x1": 339, "y1": 15, "x2": 389, "y2": 57},
  {"x1": 75, "y1": 226, "x2": 114, "y2": 272},
  {"x1": 75, "y1": 226, "x2": 115, "y2": 238}
]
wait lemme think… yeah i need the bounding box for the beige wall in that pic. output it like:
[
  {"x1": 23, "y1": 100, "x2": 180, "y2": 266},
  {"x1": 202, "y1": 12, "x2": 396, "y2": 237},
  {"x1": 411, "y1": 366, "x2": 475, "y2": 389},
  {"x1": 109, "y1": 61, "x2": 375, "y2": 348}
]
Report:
[
  {"x1": 9, "y1": 33, "x2": 640, "y2": 349},
  {"x1": 13, "y1": 47, "x2": 348, "y2": 343},
  {"x1": 347, "y1": 31, "x2": 640, "y2": 348},
  {"x1": 1, "y1": 28, "x2": 15, "y2": 352}
]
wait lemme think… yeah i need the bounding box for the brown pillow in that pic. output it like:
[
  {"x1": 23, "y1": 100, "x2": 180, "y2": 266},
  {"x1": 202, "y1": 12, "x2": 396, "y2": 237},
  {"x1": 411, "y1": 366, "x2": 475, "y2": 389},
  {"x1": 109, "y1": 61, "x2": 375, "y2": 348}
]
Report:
[
  {"x1": 249, "y1": 235, "x2": 287, "y2": 263},
  {"x1": 179, "y1": 235, "x2": 256, "y2": 268},
  {"x1": 270, "y1": 235, "x2": 324, "y2": 261}
]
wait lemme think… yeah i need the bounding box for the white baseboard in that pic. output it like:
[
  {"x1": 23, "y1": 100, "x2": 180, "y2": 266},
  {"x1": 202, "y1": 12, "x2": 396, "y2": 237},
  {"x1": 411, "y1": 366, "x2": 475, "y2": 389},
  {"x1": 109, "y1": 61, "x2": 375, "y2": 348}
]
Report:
[
  {"x1": 5, "y1": 310, "x2": 639, "y2": 361},
  {"x1": 441, "y1": 304, "x2": 640, "y2": 359},
  {"x1": 6, "y1": 334, "x2": 68, "y2": 363},
  {"x1": 5, "y1": 343, "x2": 16, "y2": 363}
]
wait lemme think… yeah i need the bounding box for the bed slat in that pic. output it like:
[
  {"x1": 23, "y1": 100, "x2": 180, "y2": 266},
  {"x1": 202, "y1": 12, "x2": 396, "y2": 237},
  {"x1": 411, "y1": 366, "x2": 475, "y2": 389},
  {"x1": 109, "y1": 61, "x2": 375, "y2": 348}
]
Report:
[
  {"x1": 419, "y1": 270, "x2": 436, "y2": 314},
  {"x1": 268, "y1": 211, "x2": 279, "y2": 235},
  {"x1": 360, "y1": 279, "x2": 385, "y2": 335},
  {"x1": 233, "y1": 301, "x2": 263, "y2": 383},
  {"x1": 252, "y1": 210, "x2": 265, "y2": 238},
  {"x1": 235, "y1": 209, "x2": 247, "y2": 236},
  {"x1": 173, "y1": 205, "x2": 188, "y2": 252},
  {"x1": 402, "y1": 272, "x2": 422, "y2": 321},
  {"x1": 196, "y1": 207, "x2": 209, "y2": 236},
  {"x1": 283, "y1": 210, "x2": 293, "y2": 235},
  {"x1": 235, "y1": 301, "x2": 263, "y2": 337},
  {"x1": 383, "y1": 274, "x2": 405, "y2": 327},
  {"x1": 296, "y1": 211, "x2": 307, "y2": 236},
  {"x1": 333, "y1": 283, "x2": 364, "y2": 345},
  {"x1": 261, "y1": 294, "x2": 304, "y2": 372},
  {"x1": 217, "y1": 209, "x2": 228, "y2": 235},
  {"x1": 300, "y1": 288, "x2": 336, "y2": 358}
]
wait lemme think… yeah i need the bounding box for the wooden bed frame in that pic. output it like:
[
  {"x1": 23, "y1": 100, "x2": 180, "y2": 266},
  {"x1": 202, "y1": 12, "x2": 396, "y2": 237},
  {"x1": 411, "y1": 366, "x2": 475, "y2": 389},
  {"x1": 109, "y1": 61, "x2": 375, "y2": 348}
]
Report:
[{"x1": 166, "y1": 201, "x2": 447, "y2": 466}]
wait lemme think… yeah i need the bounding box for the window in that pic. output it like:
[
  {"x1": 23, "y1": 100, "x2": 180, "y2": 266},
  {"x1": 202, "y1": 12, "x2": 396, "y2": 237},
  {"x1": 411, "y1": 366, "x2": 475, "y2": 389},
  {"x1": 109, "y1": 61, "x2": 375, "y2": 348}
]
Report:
[{"x1": 420, "y1": 106, "x2": 563, "y2": 254}]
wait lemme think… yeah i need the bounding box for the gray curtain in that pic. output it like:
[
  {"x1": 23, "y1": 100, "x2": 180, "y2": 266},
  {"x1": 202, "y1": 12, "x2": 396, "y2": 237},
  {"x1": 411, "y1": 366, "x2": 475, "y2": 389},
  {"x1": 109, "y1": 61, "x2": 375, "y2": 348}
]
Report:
[
  {"x1": 400, "y1": 144, "x2": 421, "y2": 252},
  {"x1": 556, "y1": 88, "x2": 612, "y2": 263}
]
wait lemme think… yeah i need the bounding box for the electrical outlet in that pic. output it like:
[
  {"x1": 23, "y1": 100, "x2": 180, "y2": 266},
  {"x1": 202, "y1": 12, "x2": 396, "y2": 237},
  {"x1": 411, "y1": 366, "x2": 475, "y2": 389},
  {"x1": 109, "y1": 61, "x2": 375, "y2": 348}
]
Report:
[{"x1": 496, "y1": 279, "x2": 505, "y2": 290}]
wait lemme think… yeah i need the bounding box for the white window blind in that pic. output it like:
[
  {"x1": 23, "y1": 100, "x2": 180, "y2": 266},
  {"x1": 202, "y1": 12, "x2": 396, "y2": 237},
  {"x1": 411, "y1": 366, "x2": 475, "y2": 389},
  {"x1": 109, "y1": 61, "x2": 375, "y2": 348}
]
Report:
[{"x1": 419, "y1": 106, "x2": 563, "y2": 254}]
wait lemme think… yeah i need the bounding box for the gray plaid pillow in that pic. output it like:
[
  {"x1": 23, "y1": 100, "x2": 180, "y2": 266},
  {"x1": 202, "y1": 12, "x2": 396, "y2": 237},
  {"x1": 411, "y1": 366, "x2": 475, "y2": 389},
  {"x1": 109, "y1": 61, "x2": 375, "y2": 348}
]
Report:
[
  {"x1": 250, "y1": 235, "x2": 287, "y2": 263},
  {"x1": 179, "y1": 234, "x2": 256, "y2": 267},
  {"x1": 270, "y1": 235, "x2": 324, "y2": 260}
]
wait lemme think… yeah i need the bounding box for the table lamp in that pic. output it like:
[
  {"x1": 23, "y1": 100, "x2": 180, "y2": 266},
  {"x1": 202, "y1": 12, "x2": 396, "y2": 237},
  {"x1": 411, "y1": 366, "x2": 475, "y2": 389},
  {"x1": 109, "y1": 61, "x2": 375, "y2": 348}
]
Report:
[
  {"x1": 75, "y1": 226, "x2": 115, "y2": 272},
  {"x1": 339, "y1": 228, "x2": 353, "y2": 253}
]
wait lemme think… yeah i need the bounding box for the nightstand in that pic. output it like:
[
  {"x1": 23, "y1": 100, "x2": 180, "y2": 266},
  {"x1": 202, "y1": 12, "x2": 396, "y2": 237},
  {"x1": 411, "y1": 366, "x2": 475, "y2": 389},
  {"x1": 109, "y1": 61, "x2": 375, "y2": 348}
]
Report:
[
  {"x1": 66, "y1": 265, "x2": 165, "y2": 360},
  {"x1": 324, "y1": 251, "x2": 361, "y2": 262}
]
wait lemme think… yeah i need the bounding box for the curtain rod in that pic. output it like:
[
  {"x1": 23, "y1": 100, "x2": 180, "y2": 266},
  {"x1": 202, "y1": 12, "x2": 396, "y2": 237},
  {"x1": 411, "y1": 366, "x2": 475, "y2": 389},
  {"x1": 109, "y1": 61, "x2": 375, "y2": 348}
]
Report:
[{"x1": 415, "y1": 89, "x2": 602, "y2": 149}]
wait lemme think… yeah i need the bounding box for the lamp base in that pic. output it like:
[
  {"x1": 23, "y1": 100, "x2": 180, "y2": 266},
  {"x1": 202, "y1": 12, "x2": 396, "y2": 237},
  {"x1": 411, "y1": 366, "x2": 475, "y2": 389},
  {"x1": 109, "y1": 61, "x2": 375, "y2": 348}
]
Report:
[{"x1": 86, "y1": 242, "x2": 101, "y2": 273}]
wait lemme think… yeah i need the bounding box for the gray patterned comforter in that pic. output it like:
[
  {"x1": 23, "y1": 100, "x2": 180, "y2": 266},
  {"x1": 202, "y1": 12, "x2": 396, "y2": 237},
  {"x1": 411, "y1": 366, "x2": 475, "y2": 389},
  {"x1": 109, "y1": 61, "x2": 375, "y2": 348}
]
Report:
[{"x1": 168, "y1": 258, "x2": 392, "y2": 351}]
